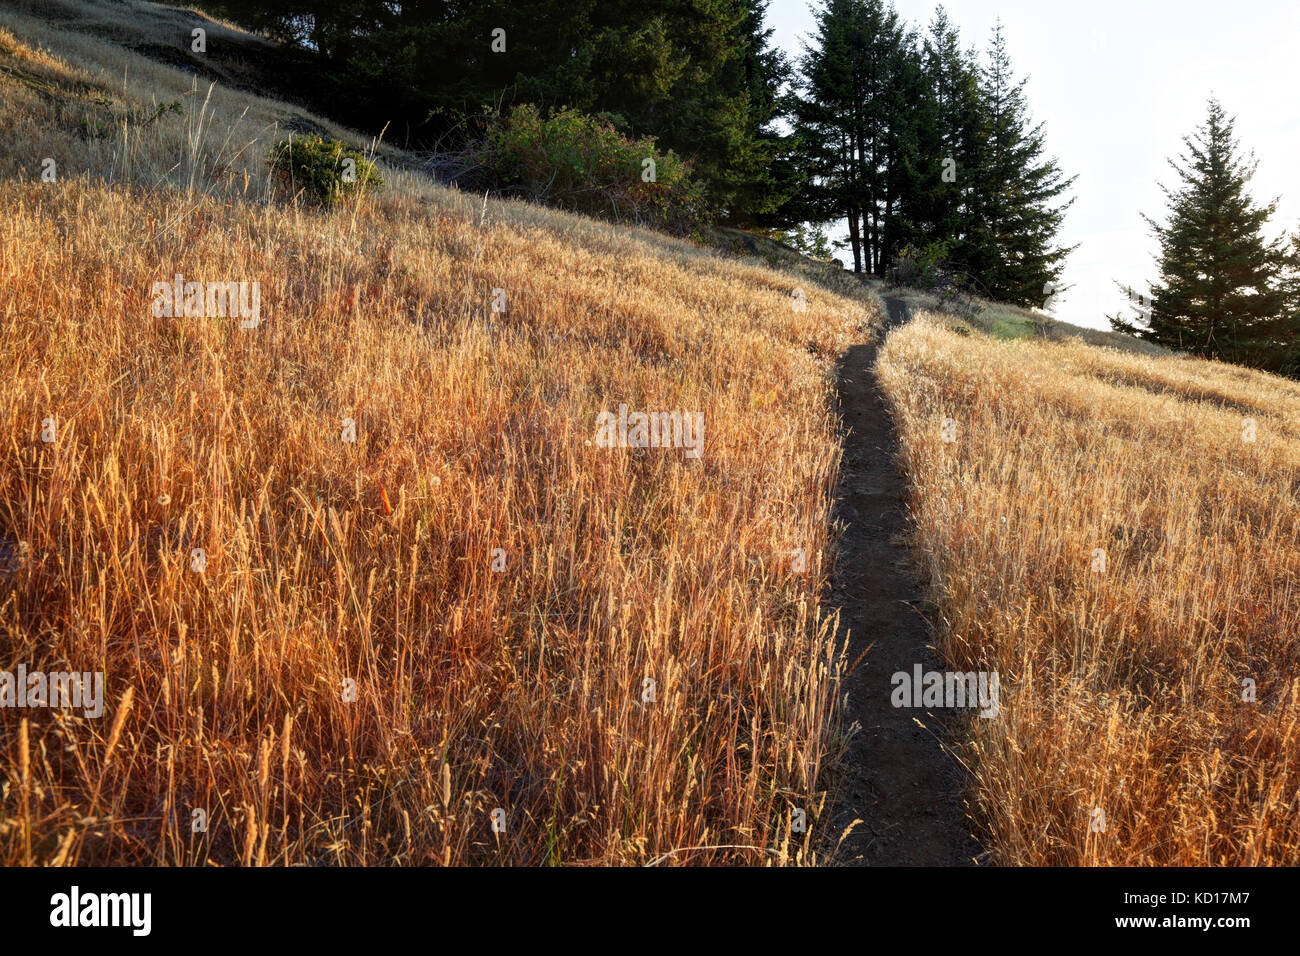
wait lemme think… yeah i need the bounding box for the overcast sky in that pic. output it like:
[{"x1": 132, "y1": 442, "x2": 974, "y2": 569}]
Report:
[{"x1": 764, "y1": 0, "x2": 1300, "y2": 330}]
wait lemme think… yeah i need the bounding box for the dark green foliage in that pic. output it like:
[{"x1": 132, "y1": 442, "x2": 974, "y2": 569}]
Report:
[
  {"x1": 1281, "y1": 233, "x2": 1300, "y2": 376},
  {"x1": 789, "y1": 4, "x2": 1073, "y2": 302},
  {"x1": 789, "y1": 0, "x2": 913, "y2": 275},
  {"x1": 911, "y1": 8, "x2": 982, "y2": 257},
  {"x1": 888, "y1": 240, "x2": 953, "y2": 289},
  {"x1": 963, "y1": 23, "x2": 1075, "y2": 306},
  {"x1": 782, "y1": 223, "x2": 836, "y2": 260},
  {"x1": 1110, "y1": 99, "x2": 1297, "y2": 372},
  {"x1": 887, "y1": 240, "x2": 984, "y2": 320},
  {"x1": 470, "y1": 105, "x2": 706, "y2": 235},
  {"x1": 196, "y1": 0, "x2": 789, "y2": 224},
  {"x1": 267, "y1": 135, "x2": 382, "y2": 207}
]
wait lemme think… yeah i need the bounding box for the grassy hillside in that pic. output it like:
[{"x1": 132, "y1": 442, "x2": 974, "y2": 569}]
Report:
[
  {"x1": 878, "y1": 316, "x2": 1300, "y2": 864},
  {"x1": 0, "y1": 8, "x2": 879, "y2": 865},
  {"x1": 0, "y1": 0, "x2": 402, "y2": 193},
  {"x1": 5, "y1": 0, "x2": 1296, "y2": 871},
  {"x1": 883, "y1": 284, "x2": 1172, "y2": 357}
]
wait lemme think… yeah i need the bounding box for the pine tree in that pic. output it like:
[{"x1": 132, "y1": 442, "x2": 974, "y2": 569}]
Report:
[
  {"x1": 791, "y1": 0, "x2": 908, "y2": 274},
  {"x1": 963, "y1": 22, "x2": 1075, "y2": 305},
  {"x1": 1281, "y1": 232, "x2": 1300, "y2": 376},
  {"x1": 790, "y1": 0, "x2": 863, "y2": 271},
  {"x1": 720, "y1": 0, "x2": 795, "y2": 224},
  {"x1": 879, "y1": 26, "x2": 926, "y2": 262},
  {"x1": 645, "y1": 0, "x2": 790, "y2": 221},
  {"x1": 790, "y1": 8, "x2": 1072, "y2": 289},
  {"x1": 1111, "y1": 99, "x2": 1294, "y2": 369},
  {"x1": 916, "y1": 7, "x2": 983, "y2": 271}
]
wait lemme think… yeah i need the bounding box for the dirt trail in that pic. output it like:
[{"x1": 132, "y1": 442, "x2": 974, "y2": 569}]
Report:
[{"x1": 822, "y1": 295, "x2": 981, "y2": 866}]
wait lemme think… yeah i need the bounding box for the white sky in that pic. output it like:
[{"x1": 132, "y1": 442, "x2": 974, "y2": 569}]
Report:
[{"x1": 765, "y1": 0, "x2": 1300, "y2": 329}]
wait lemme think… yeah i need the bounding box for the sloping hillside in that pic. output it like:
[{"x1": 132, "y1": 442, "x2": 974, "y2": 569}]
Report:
[
  {"x1": 878, "y1": 315, "x2": 1300, "y2": 864},
  {"x1": 0, "y1": 5, "x2": 879, "y2": 865},
  {"x1": 5, "y1": 0, "x2": 1296, "y2": 871}
]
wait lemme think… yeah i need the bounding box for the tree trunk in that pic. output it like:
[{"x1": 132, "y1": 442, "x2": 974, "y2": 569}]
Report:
[{"x1": 848, "y1": 208, "x2": 862, "y2": 273}]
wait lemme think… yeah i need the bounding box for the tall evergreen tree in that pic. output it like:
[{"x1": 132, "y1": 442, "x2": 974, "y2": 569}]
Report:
[
  {"x1": 879, "y1": 25, "x2": 927, "y2": 262},
  {"x1": 1281, "y1": 232, "x2": 1300, "y2": 376},
  {"x1": 719, "y1": 0, "x2": 795, "y2": 224},
  {"x1": 789, "y1": 0, "x2": 861, "y2": 270},
  {"x1": 645, "y1": 0, "x2": 791, "y2": 221},
  {"x1": 963, "y1": 22, "x2": 1075, "y2": 305},
  {"x1": 791, "y1": 0, "x2": 909, "y2": 274},
  {"x1": 791, "y1": 9, "x2": 1072, "y2": 290},
  {"x1": 1111, "y1": 99, "x2": 1295, "y2": 369},
  {"x1": 914, "y1": 8, "x2": 984, "y2": 265}
]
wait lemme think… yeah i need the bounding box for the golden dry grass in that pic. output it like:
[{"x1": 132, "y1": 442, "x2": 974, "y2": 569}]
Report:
[
  {"x1": 878, "y1": 314, "x2": 1300, "y2": 865},
  {"x1": 15, "y1": 0, "x2": 1296, "y2": 870},
  {"x1": 881, "y1": 282, "x2": 1172, "y2": 357},
  {"x1": 0, "y1": 19, "x2": 881, "y2": 865}
]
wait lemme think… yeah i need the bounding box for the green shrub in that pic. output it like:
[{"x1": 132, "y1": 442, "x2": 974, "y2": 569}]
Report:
[
  {"x1": 470, "y1": 105, "x2": 707, "y2": 235},
  {"x1": 888, "y1": 240, "x2": 986, "y2": 322},
  {"x1": 888, "y1": 240, "x2": 953, "y2": 290},
  {"x1": 267, "y1": 135, "x2": 382, "y2": 207}
]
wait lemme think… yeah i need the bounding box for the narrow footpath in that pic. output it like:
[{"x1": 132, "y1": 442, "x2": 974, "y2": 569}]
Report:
[{"x1": 822, "y1": 295, "x2": 982, "y2": 866}]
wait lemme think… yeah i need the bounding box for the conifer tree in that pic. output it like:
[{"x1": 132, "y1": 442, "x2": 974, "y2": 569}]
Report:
[
  {"x1": 915, "y1": 8, "x2": 984, "y2": 270},
  {"x1": 880, "y1": 26, "x2": 927, "y2": 262},
  {"x1": 963, "y1": 22, "x2": 1075, "y2": 305},
  {"x1": 1281, "y1": 232, "x2": 1300, "y2": 376},
  {"x1": 791, "y1": 0, "x2": 908, "y2": 274},
  {"x1": 1111, "y1": 99, "x2": 1294, "y2": 369}
]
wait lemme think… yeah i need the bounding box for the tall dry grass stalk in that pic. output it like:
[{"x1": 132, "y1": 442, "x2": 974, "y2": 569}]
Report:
[{"x1": 878, "y1": 315, "x2": 1300, "y2": 865}]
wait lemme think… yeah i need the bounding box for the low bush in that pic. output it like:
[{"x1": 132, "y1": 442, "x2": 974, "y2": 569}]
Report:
[
  {"x1": 888, "y1": 241, "x2": 984, "y2": 321},
  {"x1": 267, "y1": 135, "x2": 382, "y2": 207},
  {"x1": 469, "y1": 105, "x2": 707, "y2": 236}
]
